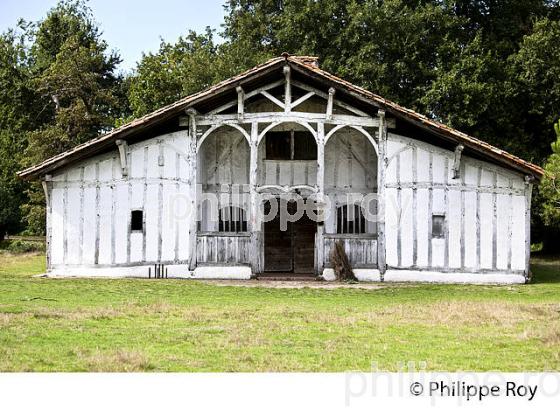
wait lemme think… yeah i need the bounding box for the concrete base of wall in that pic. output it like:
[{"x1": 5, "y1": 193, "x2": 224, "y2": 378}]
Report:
[
  {"x1": 321, "y1": 268, "x2": 381, "y2": 282},
  {"x1": 47, "y1": 264, "x2": 251, "y2": 279},
  {"x1": 192, "y1": 266, "x2": 252, "y2": 280},
  {"x1": 384, "y1": 269, "x2": 526, "y2": 284},
  {"x1": 48, "y1": 265, "x2": 525, "y2": 284},
  {"x1": 322, "y1": 268, "x2": 525, "y2": 284}
]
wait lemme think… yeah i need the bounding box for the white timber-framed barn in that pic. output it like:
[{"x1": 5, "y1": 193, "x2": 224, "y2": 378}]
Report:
[{"x1": 19, "y1": 55, "x2": 544, "y2": 283}]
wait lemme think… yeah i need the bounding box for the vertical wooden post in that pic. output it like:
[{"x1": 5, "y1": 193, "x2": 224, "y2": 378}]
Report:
[
  {"x1": 236, "y1": 86, "x2": 244, "y2": 120},
  {"x1": 316, "y1": 122, "x2": 326, "y2": 275},
  {"x1": 186, "y1": 108, "x2": 198, "y2": 270},
  {"x1": 283, "y1": 65, "x2": 291, "y2": 113},
  {"x1": 452, "y1": 144, "x2": 464, "y2": 179},
  {"x1": 524, "y1": 175, "x2": 534, "y2": 281},
  {"x1": 326, "y1": 87, "x2": 335, "y2": 120},
  {"x1": 377, "y1": 110, "x2": 387, "y2": 279},
  {"x1": 249, "y1": 122, "x2": 260, "y2": 274},
  {"x1": 115, "y1": 139, "x2": 129, "y2": 177},
  {"x1": 42, "y1": 174, "x2": 52, "y2": 271}
]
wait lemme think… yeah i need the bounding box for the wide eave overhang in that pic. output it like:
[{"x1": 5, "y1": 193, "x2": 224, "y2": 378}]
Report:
[{"x1": 18, "y1": 55, "x2": 544, "y2": 181}]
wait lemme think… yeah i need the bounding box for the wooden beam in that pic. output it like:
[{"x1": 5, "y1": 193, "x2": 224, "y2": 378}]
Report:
[
  {"x1": 316, "y1": 122, "x2": 326, "y2": 275},
  {"x1": 290, "y1": 91, "x2": 315, "y2": 109},
  {"x1": 452, "y1": 144, "x2": 464, "y2": 179},
  {"x1": 260, "y1": 90, "x2": 285, "y2": 110},
  {"x1": 115, "y1": 139, "x2": 129, "y2": 177},
  {"x1": 377, "y1": 110, "x2": 387, "y2": 279},
  {"x1": 326, "y1": 87, "x2": 335, "y2": 120},
  {"x1": 291, "y1": 80, "x2": 370, "y2": 117},
  {"x1": 43, "y1": 174, "x2": 52, "y2": 271},
  {"x1": 41, "y1": 174, "x2": 52, "y2": 203},
  {"x1": 186, "y1": 109, "x2": 198, "y2": 270},
  {"x1": 206, "y1": 80, "x2": 285, "y2": 115},
  {"x1": 249, "y1": 122, "x2": 260, "y2": 274},
  {"x1": 193, "y1": 112, "x2": 385, "y2": 127},
  {"x1": 284, "y1": 65, "x2": 291, "y2": 112},
  {"x1": 236, "y1": 86, "x2": 244, "y2": 120},
  {"x1": 524, "y1": 175, "x2": 534, "y2": 281}
]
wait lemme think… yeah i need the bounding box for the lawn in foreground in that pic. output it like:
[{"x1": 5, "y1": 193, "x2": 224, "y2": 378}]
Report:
[{"x1": 0, "y1": 252, "x2": 559, "y2": 371}]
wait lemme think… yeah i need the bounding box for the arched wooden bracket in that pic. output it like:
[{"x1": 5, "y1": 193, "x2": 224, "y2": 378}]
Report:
[
  {"x1": 115, "y1": 139, "x2": 129, "y2": 177},
  {"x1": 452, "y1": 144, "x2": 464, "y2": 179},
  {"x1": 256, "y1": 184, "x2": 318, "y2": 194}
]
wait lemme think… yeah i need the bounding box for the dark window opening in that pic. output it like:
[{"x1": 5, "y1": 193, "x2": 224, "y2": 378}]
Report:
[
  {"x1": 432, "y1": 214, "x2": 445, "y2": 238},
  {"x1": 265, "y1": 131, "x2": 317, "y2": 160},
  {"x1": 131, "y1": 210, "x2": 143, "y2": 232},
  {"x1": 219, "y1": 206, "x2": 248, "y2": 233},
  {"x1": 336, "y1": 204, "x2": 366, "y2": 234}
]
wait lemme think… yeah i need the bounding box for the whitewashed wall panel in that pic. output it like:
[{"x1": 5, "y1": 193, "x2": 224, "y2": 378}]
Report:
[
  {"x1": 46, "y1": 130, "x2": 192, "y2": 270},
  {"x1": 511, "y1": 195, "x2": 527, "y2": 271},
  {"x1": 416, "y1": 188, "x2": 430, "y2": 267},
  {"x1": 50, "y1": 187, "x2": 64, "y2": 265},
  {"x1": 385, "y1": 188, "x2": 399, "y2": 266},
  {"x1": 463, "y1": 191, "x2": 477, "y2": 269},
  {"x1": 400, "y1": 188, "x2": 414, "y2": 267},
  {"x1": 114, "y1": 183, "x2": 129, "y2": 264},
  {"x1": 82, "y1": 182, "x2": 97, "y2": 265},
  {"x1": 479, "y1": 193, "x2": 493, "y2": 269},
  {"x1": 448, "y1": 189, "x2": 462, "y2": 269},
  {"x1": 384, "y1": 133, "x2": 528, "y2": 276}
]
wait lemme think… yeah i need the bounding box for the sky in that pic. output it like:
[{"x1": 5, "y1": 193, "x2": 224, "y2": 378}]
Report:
[{"x1": 0, "y1": 0, "x2": 227, "y2": 72}]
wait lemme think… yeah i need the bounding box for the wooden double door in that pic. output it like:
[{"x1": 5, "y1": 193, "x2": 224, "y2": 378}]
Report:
[{"x1": 263, "y1": 199, "x2": 316, "y2": 274}]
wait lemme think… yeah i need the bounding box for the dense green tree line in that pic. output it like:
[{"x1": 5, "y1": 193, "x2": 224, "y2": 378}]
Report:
[{"x1": 1, "y1": 0, "x2": 560, "y2": 249}]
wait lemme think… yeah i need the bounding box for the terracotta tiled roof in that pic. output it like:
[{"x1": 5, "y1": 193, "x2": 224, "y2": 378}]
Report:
[{"x1": 18, "y1": 54, "x2": 544, "y2": 180}]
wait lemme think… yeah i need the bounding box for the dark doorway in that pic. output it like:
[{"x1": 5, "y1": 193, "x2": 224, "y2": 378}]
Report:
[{"x1": 263, "y1": 199, "x2": 316, "y2": 274}]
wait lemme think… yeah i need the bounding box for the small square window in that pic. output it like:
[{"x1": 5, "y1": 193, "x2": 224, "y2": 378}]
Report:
[
  {"x1": 432, "y1": 214, "x2": 445, "y2": 238},
  {"x1": 266, "y1": 131, "x2": 291, "y2": 160},
  {"x1": 131, "y1": 210, "x2": 143, "y2": 232},
  {"x1": 265, "y1": 131, "x2": 317, "y2": 160},
  {"x1": 293, "y1": 131, "x2": 317, "y2": 160}
]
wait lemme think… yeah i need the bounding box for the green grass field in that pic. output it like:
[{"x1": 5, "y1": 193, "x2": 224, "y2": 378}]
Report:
[{"x1": 1, "y1": 251, "x2": 559, "y2": 372}]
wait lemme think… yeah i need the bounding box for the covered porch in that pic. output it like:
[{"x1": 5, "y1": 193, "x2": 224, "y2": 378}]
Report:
[{"x1": 185, "y1": 64, "x2": 389, "y2": 277}]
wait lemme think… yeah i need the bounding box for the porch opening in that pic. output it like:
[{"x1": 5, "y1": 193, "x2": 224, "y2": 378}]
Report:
[{"x1": 263, "y1": 198, "x2": 316, "y2": 274}]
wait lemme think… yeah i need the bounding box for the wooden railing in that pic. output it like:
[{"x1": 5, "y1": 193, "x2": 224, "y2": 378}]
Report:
[
  {"x1": 196, "y1": 232, "x2": 252, "y2": 265},
  {"x1": 323, "y1": 234, "x2": 378, "y2": 268}
]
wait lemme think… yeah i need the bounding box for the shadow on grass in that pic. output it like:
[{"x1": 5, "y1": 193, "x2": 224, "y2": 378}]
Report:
[{"x1": 531, "y1": 254, "x2": 560, "y2": 284}]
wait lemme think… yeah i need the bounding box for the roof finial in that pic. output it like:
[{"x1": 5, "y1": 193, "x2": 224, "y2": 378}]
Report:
[{"x1": 281, "y1": 52, "x2": 290, "y2": 59}]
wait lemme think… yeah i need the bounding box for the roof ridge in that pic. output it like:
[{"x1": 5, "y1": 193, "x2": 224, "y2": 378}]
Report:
[{"x1": 19, "y1": 54, "x2": 544, "y2": 180}]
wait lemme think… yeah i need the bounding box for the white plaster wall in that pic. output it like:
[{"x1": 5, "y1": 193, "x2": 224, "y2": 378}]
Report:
[
  {"x1": 47, "y1": 130, "x2": 193, "y2": 270},
  {"x1": 45, "y1": 105, "x2": 531, "y2": 282},
  {"x1": 384, "y1": 133, "x2": 529, "y2": 275}
]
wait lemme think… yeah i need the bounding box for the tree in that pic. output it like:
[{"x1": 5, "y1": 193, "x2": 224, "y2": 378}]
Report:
[
  {"x1": 222, "y1": 0, "x2": 560, "y2": 161},
  {"x1": 23, "y1": 0, "x2": 125, "y2": 165},
  {"x1": 0, "y1": 28, "x2": 36, "y2": 238},
  {"x1": 508, "y1": 18, "x2": 560, "y2": 162},
  {"x1": 16, "y1": 0, "x2": 127, "y2": 234},
  {"x1": 539, "y1": 119, "x2": 560, "y2": 230},
  {"x1": 223, "y1": 0, "x2": 467, "y2": 110},
  {"x1": 128, "y1": 29, "x2": 220, "y2": 117}
]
